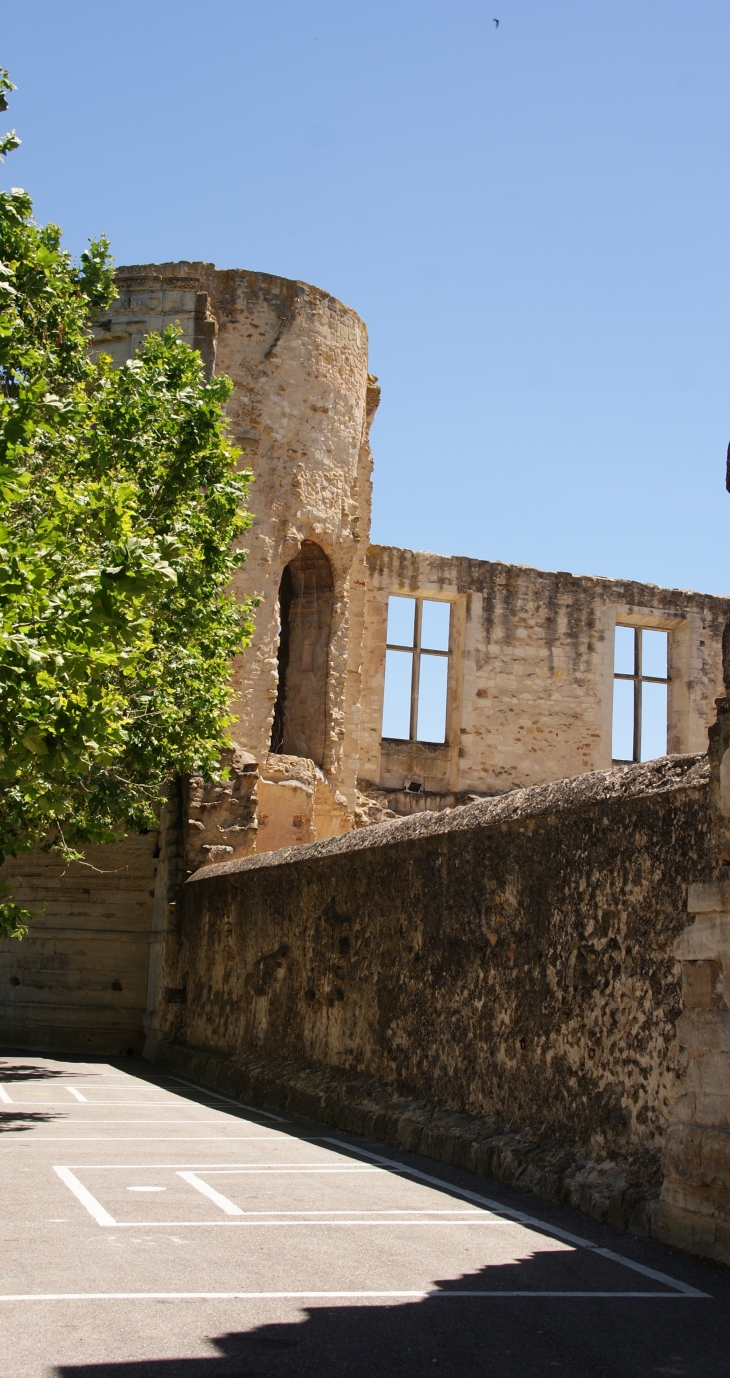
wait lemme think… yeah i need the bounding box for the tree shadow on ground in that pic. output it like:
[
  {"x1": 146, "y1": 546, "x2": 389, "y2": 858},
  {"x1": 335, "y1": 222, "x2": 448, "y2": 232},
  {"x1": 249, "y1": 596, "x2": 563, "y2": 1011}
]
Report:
[
  {"x1": 0, "y1": 1109, "x2": 59, "y2": 1132},
  {"x1": 0, "y1": 1061, "x2": 88, "y2": 1081},
  {"x1": 52, "y1": 1249, "x2": 719, "y2": 1378}
]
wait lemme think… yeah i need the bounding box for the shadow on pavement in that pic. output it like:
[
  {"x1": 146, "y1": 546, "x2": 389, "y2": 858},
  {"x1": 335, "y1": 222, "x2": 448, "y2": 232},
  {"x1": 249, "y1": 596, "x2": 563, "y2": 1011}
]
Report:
[
  {"x1": 0, "y1": 1062, "x2": 76, "y2": 1082},
  {"x1": 52, "y1": 1250, "x2": 719, "y2": 1378},
  {"x1": 0, "y1": 1110, "x2": 59, "y2": 1132}
]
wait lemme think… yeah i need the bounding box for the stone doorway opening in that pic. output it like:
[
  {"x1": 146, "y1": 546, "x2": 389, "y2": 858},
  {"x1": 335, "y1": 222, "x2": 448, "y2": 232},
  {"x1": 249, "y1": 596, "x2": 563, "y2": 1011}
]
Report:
[{"x1": 270, "y1": 541, "x2": 334, "y2": 766}]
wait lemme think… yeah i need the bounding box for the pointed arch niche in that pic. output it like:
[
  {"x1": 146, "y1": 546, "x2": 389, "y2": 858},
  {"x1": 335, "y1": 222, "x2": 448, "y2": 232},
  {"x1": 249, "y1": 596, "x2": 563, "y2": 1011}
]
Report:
[{"x1": 270, "y1": 541, "x2": 334, "y2": 766}]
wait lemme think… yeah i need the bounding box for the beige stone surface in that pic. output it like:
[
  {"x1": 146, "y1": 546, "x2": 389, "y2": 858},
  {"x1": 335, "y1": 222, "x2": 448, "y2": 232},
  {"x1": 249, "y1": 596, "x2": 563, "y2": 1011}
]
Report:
[
  {"x1": 659, "y1": 839, "x2": 730, "y2": 1261},
  {"x1": 185, "y1": 746, "x2": 259, "y2": 871},
  {"x1": 254, "y1": 754, "x2": 353, "y2": 855},
  {"x1": 102, "y1": 264, "x2": 377, "y2": 812},
  {"x1": 91, "y1": 264, "x2": 730, "y2": 828},
  {"x1": 0, "y1": 836, "x2": 158, "y2": 1054},
  {"x1": 256, "y1": 778, "x2": 315, "y2": 852},
  {"x1": 361, "y1": 545, "x2": 730, "y2": 797}
]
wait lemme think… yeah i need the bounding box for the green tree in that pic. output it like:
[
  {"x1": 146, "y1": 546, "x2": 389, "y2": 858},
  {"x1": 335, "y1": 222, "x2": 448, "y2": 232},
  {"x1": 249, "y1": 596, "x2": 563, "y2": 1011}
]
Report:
[{"x1": 0, "y1": 72, "x2": 254, "y2": 937}]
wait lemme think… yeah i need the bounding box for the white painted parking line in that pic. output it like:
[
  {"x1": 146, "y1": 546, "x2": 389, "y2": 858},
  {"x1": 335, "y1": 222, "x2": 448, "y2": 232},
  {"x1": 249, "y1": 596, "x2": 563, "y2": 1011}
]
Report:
[
  {"x1": 177, "y1": 1172, "x2": 244, "y2": 1216},
  {"x1": 0, "y1": 1113, "x2": 271, "y2": 1124},
  {"x1": 65, "y1": 1088, "x2": 87, "y2": 1102},
  {"x1": 53, "y1": 1168, "x2": 116, "y2": 1227},
  {"x1": 0, "y1": 1290, "x2": 707, "y2": 1302},
  {"x1": 175, "y1": 1166, "x2": 381, "y2": 1174},
  {"x1": 101, "y1": 1219, "x2": 529, "y2": 1229},
  {"x1": 58, "y1": 1163, "x2": 363, "y2": 1174},
  {"x1": 321, "y1": 1141, "x2": 707, "y2": 1300},
  {"x1": 0, "y1": 1085, "x2": 12, "y2": 1103},
  {"x1": 0, "y1": 1103, "x2": 268, "y2": 1110}
]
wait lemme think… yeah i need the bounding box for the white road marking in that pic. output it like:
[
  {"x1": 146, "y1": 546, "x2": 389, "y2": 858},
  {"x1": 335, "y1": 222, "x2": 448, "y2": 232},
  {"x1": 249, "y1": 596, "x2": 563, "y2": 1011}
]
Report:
[
  {"x1": 61, "y1": 1161, "x2": 375, "y2": 1169},
  {"x1": 127, "y1": 1187, "x2": 166, "y2": 1192},
  {"x1": 0, "y1": 1085, "x2": 12, "y2": 1103},
  {"x1": 181, "y1": 1166, "x2": 380, "y2": 1174},
  {"x1": 100, "y1": 1219, "x2": 532, "y2": 1229},
  {"x1": 168, "y1": 1077, "x2": 287, "y2": 1121},
  {"x1": 0, "y1": 1290, "x2": 706, "y2": 1302},
  {"x1": 53, "y1": 1168, "x2": 116, "y2": 1227},
  {"x1": 176, "y1": 1171, "x2": 244, "y2": 1216},
  {"x1": 65, "y1": 1088, "x2": 87, "y2": 1102},
  {"x1": 27, "y1": 1218, "x2": 522, "y2": 1229},
  {"x1": 0, "y1": 1119, "x2": 268, "y2": 1125},
  {"x1": 321, "y1": 1141, "x2": 707, "y2": 1300},
  {"x1": 142, "y1": 1208, "x2": 487, "y2": 1216},
  {"x1": 0, "y1": 1102, "x2": 230, "y2": 1113}
]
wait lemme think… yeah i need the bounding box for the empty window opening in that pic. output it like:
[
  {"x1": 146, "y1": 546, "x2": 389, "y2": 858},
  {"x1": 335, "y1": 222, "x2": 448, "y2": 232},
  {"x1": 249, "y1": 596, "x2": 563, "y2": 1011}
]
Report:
[
  {"x1": 270, "y1": 541, "x2": 333, "y2": 765},
  {"x1": 382, "y1": 596, "x2": 451, "y2": 743},
  {"x1": 612, "y1": 626, "x2": 669, "y2": 763}
]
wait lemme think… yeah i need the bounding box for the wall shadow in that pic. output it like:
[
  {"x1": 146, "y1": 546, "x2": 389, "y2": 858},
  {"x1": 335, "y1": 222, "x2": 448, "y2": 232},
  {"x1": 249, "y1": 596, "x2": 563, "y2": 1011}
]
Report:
[{"x1": 52, "y1": 1249, "x2": 719, "y2": 1378}]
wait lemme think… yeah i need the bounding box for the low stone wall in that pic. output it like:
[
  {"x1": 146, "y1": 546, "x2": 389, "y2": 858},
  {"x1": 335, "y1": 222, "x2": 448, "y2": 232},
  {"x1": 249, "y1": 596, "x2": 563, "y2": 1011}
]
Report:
[{"x1": 149, "y1": 754, "x2": 712, "y2": 1236}]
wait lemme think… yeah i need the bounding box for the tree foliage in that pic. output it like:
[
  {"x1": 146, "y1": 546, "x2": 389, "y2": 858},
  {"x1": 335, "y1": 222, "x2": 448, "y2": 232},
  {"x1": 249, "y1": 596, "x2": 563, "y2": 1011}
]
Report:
[{"x1": 0, "y1": 72, "x2": 254, "y2": 937}]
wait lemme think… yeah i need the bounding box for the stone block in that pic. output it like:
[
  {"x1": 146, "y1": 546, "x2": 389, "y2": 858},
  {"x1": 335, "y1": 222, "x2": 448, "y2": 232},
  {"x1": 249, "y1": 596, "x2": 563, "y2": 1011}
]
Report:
[
  {"x1": 662, "y1": 1123, "x2": 703, "y2": 1184},
  {"x1": 682, "y1": 959, "x2": 726, "y2": 1009},
  {"x1": 675, "y1": 912, "x2": 730, "y2": 961},
  {"x1": 255, "y1": 777, "x2": 315, "y2": 853},
  {"x1": 653, "y1": 1198, "x2": 718, "y2": 1257},
  {"x1": 687, "y1": 880, "x2": 730, "y2": 915},
  {"x1": 692, "y1": 1093, "x2": 730, "y2": 1127},
  {"x1": 701, "y1": 1127, "x2": 730, "y2": 1191},
  {"x1": 677, "y1": 1009, "x2": 730, "y2": 1052},
  {"x1": 660, "y1": 1177, "x2": 721, "y2": 1218},
  {"x1": 684, "y1": 1050, "x2": 730, "y2": 1097}
]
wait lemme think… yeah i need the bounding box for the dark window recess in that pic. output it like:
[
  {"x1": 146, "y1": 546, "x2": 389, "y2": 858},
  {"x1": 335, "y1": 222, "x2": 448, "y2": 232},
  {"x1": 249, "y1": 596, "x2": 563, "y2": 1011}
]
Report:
[
  {"x1": 270, "y1": 541, "x2": 334, "y2": 765},
  {"x1": 165, "y1": 987, "x2": 187, "y2": 1004}
]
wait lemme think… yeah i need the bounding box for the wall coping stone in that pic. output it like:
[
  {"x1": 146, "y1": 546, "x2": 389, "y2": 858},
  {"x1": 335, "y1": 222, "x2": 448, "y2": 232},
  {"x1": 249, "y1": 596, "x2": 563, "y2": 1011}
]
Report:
[{"x1": 189, "y1": 752, "x2": 709, "y2": 881}]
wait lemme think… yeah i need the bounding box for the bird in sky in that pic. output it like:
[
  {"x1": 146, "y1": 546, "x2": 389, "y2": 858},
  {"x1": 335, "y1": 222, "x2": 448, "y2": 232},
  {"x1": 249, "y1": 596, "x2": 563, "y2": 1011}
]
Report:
[{"x1": 493, "y1": 17, "x2": 499, "y2": 26}]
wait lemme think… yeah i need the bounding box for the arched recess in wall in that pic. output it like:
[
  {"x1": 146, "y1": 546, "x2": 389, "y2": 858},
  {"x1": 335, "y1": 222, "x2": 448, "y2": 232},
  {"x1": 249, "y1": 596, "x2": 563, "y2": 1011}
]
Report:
[{"x1": 270, "y1": 541, "x2": 334, "y2": 766}]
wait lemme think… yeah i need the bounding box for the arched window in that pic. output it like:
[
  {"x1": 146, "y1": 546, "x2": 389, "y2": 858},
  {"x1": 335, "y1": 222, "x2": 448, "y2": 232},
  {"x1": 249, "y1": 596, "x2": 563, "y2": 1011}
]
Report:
[{"x1": 270, "y1": 541, "x2": 334, "y2": 765}]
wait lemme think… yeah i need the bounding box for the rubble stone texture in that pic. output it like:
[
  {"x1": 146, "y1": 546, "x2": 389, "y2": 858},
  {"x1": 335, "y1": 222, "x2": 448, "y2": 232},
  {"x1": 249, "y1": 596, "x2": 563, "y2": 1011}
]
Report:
[{"x1": 152, "y1": 754, "x2": 712, "y2": 1238}]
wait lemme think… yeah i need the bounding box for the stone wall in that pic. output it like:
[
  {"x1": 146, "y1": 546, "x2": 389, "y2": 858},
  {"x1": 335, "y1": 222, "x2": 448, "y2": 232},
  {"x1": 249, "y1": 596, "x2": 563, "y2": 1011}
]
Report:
[
  {"x1": 0, "y1": 836, "x2": 158, "y2": 1055},
  {"x1": 147, "y1": 754, "x2": 712, "y2": 1232},
  {"x1": 650, "y1": 690, "x2": 730, "y2": 1264},
  {"x1": 360, "y1": 545, "x2": 729, "y2": 799}
]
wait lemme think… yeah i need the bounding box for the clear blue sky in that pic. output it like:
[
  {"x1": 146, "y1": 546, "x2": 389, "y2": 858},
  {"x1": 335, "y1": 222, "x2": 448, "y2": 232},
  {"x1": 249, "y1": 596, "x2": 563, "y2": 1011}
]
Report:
[{"x1": 4, "y1": 1, "x2": 730, "y2": 594}]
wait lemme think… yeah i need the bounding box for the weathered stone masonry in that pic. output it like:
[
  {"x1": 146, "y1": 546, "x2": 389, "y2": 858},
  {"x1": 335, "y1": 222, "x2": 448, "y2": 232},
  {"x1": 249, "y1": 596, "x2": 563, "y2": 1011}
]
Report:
[
  {"x1": 148, "y1": 754, "x2": 713, "y2": 1236},
  {"x1": 2, "y1": 263, "x2": 730, "y2": 1266},
  {"x1": 361, "y1": 546, "x2": 728, "y2": 804},
  {"x1": 87, "y1": 263, "x2": 730, "y2": 832}
]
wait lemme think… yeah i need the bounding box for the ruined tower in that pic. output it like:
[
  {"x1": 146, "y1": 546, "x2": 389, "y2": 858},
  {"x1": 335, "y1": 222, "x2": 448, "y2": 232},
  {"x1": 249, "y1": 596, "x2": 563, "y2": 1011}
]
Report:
[{"x1": 92, "y1": 263, "x2": 381, "y2": 853}]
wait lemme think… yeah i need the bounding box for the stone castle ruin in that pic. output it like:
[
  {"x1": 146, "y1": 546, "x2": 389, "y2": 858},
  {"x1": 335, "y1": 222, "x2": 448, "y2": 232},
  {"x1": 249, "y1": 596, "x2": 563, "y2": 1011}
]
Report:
[{"x1": 3, "y1": 265, "x2": 730, "y2": 1264}]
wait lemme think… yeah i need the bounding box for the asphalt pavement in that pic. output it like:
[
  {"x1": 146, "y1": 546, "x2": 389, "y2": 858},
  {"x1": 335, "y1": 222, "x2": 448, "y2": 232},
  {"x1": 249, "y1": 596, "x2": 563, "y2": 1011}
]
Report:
[{"x1": 0, "y1": 1051, "x2": 727, "y2": 1377}]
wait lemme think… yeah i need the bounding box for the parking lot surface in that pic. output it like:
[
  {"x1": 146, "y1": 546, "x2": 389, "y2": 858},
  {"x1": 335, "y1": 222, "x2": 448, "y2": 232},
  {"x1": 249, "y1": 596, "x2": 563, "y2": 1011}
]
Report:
[{"x1": 0, "y1": 1052, "x2": 727, "y2": 1376}]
